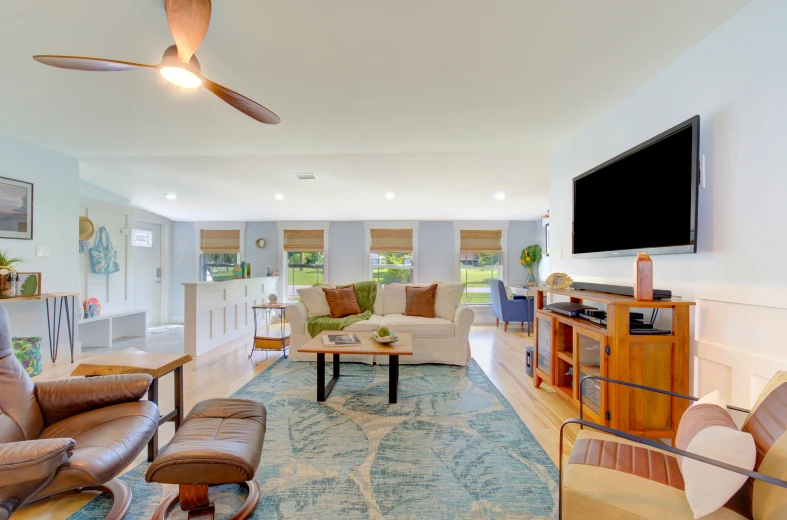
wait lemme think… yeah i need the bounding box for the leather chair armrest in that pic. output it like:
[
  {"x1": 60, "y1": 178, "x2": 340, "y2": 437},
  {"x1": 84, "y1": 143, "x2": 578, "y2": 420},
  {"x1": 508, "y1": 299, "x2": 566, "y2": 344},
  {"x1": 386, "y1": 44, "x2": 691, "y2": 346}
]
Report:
[
  {"x1": 35, "y1": 374, "x2": 153, "y2": 426},
  {"x1": 0, "y1": 438, "x2": 75, "y2": 487}
]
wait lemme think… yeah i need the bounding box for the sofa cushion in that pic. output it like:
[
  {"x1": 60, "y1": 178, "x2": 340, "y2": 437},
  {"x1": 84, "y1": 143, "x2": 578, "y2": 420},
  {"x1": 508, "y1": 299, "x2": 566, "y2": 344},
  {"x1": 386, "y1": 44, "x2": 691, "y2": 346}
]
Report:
[
  {"x1": 383, "y1": 283, "x2": 411, "y2": 315},
  {"x1": 297, "y1": 284, "x2": 334, "y2": 318},
  {"x1": 405, "y1": 284, "x2": 438, "y2": 318},
  {"x1": 384, "y1": 283, "x2": 464, "y2": 321},
  {"x1": 379, "y1": 314, "x2": 454, "y2": 339},
  {"x1": 343, "y1": 314, "x2": 383, "y2": 332},
  {"x1": 432, "y1": 282, "x2": 465, "y2": 321},
  {"x1": 323, "y1": 286, "x2": 362, "y2": 318}
]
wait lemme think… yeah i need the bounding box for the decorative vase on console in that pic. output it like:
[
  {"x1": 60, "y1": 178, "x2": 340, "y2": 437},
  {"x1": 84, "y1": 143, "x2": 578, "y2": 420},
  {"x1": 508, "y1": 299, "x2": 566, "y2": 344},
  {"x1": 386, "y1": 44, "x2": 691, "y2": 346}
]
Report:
[{"x1": 520, "y1": 244, "x2": 543, "y2": 287}]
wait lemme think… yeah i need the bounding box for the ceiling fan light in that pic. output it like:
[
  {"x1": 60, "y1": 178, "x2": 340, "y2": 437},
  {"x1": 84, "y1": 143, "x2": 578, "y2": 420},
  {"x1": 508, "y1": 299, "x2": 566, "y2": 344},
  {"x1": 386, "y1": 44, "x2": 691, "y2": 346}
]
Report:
[{"x1": 160, "y1": 66, "x2": 202, "y2": 89}]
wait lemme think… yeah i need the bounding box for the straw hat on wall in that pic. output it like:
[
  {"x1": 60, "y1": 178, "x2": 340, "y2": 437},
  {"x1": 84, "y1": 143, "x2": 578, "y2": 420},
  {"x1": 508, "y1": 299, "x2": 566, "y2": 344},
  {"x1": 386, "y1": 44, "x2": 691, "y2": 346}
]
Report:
[{"x1": 79, "y1": 216, "x2": 95, "y2": 241}]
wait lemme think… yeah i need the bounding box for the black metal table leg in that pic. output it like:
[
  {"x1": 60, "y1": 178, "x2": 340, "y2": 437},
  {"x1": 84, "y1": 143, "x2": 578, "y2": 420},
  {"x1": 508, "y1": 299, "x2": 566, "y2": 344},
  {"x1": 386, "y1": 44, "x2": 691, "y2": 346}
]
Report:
[
  {"x1": 147, "y1": 378, "x2": 159, "y2": 462},
  {"x1": 389, "y1": 355, "x2": 399, "y2": 404},
  {"x1": 317, "y1": 353, "x2": 340, "y2": 402},
  {"x1": 64, "y1": 295, "x2": 75, "y2": 363}
]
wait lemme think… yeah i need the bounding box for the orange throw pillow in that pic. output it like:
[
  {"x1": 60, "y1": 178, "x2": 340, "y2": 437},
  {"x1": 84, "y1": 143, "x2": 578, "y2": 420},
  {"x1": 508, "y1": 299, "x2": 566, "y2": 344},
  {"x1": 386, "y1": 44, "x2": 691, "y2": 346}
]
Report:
[
  {"x1": 322, "y1": 286, "x2": 362, "y2": 318},
  {"x1": 405, "y1": 284, "x2": 438, "y2": 318}
]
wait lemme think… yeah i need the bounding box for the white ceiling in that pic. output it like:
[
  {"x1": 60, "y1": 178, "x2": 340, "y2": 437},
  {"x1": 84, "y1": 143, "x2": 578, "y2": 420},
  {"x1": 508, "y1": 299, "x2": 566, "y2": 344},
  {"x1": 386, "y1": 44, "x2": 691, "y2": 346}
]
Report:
[{"x1": 1, "y1": 0, "x2": 750, "y2": 221}]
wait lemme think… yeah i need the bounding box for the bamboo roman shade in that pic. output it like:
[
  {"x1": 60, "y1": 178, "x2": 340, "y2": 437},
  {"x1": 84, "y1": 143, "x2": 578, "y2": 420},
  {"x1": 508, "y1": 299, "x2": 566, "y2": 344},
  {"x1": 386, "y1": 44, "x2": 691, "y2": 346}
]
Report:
[
  {"x1": 370, "y1": 229, "x2": 414, "y2": 253},
  {"x1": 460, "y1": 230, "x2": 503, "y2": 253},
  {"x1": 200, "y1": 230, "x2": 240, "y2": 253},
  {"x1": 283, "y1": 229, "x2": 324, "y2": 251}
]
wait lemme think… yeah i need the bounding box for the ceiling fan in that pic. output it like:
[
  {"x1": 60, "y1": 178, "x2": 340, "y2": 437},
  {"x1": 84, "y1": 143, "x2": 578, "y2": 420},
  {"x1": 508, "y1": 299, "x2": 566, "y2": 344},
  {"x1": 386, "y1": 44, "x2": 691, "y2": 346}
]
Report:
[{"x1": 32, "y1": 0, "x2": 280, "y2": 124}]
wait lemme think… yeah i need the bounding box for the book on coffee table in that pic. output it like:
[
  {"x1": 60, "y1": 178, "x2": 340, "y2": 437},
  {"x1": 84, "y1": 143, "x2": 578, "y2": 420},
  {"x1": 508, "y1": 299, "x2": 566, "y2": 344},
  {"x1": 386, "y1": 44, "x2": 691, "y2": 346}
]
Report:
[{"x1": 322, "y1": 333, "x2": 362, "y2": 347}]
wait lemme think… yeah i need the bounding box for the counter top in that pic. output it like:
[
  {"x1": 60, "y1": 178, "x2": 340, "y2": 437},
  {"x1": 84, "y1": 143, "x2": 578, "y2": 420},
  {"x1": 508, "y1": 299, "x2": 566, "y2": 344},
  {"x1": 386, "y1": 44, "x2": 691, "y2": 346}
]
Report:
[{"x1": 182, "y1": 276, "x2": 278, "y2": 287}]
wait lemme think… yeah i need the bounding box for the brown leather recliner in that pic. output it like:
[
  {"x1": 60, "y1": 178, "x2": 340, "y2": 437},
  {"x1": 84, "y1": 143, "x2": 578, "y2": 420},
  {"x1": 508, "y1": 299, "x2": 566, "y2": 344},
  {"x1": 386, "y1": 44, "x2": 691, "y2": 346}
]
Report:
[{"x1": 0, "y1": 305, "x2": 160, "y2": 520}]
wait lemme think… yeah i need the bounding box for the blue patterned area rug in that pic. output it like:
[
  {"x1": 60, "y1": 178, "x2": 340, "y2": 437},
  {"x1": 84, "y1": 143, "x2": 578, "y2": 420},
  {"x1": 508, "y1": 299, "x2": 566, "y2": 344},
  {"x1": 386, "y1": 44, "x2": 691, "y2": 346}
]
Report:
[{"x1": 70, "y1": 359, "x2": 558, "y2": 519}]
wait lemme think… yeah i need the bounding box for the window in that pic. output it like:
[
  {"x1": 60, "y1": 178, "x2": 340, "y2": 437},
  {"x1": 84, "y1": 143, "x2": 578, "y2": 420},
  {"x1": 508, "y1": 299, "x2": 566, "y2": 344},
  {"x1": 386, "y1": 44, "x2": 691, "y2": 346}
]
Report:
[
  {"x1": 283, "y1": 229, "x2": 326, "y2": 301},
  {"x1": 130, "y1": 229, "x2": 153, "y2": 247},
  {"x1": 459, "y1": 229, "x2": 503, "y2": 304},
  {"x1": 286, "y1": 251, "x2": 324, "y2": 301},
  {"x1": 369, "y1": 228, "x2": 414, "y2": 284},
  {"x1": 459, "y1": 252, "x2": 503, "y2": 304},
  {"x1": 371, "y1": 252, "x2": 413, "y2": 283},
  {"x1": 199, "y1": 229, "x2": 241, "y2": 282},
  {"x1": 201, "y1": 252, "x2": 239, "y2": 282}
]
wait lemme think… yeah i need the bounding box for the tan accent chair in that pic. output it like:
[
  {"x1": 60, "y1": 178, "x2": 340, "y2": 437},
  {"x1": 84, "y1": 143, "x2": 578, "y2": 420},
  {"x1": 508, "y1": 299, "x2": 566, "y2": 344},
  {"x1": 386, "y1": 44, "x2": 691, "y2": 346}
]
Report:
[
  {"x1": 559, "y1": 373, "x2": 787, "y2": 520},
  {"x1": 0, "y1": 304, "x2": 159, "y2": 520}
]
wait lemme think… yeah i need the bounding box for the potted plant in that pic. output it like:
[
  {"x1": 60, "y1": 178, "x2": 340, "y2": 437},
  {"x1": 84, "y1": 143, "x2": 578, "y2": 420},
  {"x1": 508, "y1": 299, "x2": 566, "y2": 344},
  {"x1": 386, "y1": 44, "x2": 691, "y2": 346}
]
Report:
[
  {"x1": 520, "y1": 244, "x2": 542, "y2": 287},
  {"x1": 0, "y1": 250, "x2": 23, "y2": 298}
]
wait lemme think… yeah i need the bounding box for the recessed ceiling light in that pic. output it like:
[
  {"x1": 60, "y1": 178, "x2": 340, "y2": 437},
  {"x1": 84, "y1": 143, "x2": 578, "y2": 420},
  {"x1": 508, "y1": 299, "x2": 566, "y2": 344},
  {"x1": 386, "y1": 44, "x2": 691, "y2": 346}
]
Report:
[
  {"x1": 274, "y1": 193, "x2": 284, "y2": 200},
  {"x1": 385, "y1": 192, "x2": 395, "y2": 200},
  {"x1": 165, "y1": 193, "x2": 177, "y2": 200},
  {"x1": 494, "y1": 192, "x2": 506, "y2": 201}
]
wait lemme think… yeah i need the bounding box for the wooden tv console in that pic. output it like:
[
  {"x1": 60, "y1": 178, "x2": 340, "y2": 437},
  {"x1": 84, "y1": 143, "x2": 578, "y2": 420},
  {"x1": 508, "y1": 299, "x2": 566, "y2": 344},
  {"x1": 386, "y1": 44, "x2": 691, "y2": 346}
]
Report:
[{"x1": 533, "y1": 287, "x2": 695, "y2": 440}]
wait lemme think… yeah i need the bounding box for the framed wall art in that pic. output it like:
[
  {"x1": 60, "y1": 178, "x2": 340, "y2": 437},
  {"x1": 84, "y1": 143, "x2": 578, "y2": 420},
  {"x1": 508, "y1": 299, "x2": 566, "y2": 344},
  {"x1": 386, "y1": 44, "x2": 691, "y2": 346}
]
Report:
[{"x1": 0, "y1": 176, "x2": 33, "y2": 240}]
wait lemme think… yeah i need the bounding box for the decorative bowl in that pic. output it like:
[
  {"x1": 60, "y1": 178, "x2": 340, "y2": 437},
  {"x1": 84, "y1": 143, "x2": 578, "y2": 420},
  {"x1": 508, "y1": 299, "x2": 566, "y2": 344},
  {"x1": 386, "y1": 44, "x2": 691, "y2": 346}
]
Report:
[{"x1": 373, "y1": 331, "x2": 399, "y2": 344}]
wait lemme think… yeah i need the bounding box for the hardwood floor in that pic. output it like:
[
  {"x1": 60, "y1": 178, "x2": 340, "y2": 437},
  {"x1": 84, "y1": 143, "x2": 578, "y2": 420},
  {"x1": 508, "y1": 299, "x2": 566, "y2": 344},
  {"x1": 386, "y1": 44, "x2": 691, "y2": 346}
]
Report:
[{"x1": 12, "y1": 324, "x2": 579, "y2": 520}]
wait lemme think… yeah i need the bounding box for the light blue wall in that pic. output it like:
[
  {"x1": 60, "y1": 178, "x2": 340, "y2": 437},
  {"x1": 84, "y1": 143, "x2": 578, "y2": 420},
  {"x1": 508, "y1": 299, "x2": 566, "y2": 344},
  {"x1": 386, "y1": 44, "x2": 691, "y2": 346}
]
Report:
[
  {"x1": 79, "y1": 179, "x2": 131, "y2": 206},
  {"x1": 507, "y1": 220, "x2": 539, "y2": 285},
  {"x1": 417, "y1": 221, "x2": 457, "y2": 282},
  {"x1": 244, "y1": 221, "x2": 279, "y2": 276},
  {"x1": 329, "y1": 221, "x2": 367, "y2": 284},
  {"x1": 170, "y1": 221, "x2": 196, "y2": 319},
  {"x1": 0, "y1": 134, "x2": 79, "y2": 341}
]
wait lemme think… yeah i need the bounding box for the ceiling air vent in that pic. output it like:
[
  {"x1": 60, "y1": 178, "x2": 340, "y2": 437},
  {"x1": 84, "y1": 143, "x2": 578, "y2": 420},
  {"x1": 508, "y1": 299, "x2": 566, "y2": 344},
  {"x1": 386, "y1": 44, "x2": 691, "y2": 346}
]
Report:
[{"x1": 295, "y1": 173, "x2": 317, "y2": 180}]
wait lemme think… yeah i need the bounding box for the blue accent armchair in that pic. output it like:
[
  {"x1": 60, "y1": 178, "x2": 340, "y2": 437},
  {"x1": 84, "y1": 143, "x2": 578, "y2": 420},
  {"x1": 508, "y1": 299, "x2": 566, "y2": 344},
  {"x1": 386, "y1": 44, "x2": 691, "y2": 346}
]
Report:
[{"x1": 489, "y1": 279, "x2": 534, "y2": 334}]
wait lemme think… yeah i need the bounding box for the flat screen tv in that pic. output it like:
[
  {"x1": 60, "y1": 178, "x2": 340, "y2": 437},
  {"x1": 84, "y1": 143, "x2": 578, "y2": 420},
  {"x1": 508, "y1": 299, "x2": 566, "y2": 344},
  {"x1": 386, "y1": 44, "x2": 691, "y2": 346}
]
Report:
[{"x1": 572, "y1": 115, "x2": 700, "y2": 258}]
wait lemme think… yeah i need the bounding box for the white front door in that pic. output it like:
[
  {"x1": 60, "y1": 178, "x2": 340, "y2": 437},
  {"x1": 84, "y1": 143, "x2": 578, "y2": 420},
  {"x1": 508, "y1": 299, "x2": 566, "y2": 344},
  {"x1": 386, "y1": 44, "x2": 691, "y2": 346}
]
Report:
[{"x1": 132, "y1": 221, "x2": 162, "y2": 326}]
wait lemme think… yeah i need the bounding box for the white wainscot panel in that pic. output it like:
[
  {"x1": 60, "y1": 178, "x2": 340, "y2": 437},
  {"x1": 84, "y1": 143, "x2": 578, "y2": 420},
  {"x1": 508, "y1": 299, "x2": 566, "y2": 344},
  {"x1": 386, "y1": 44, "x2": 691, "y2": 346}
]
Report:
[{"x1": 184, "y1": 277, "x2": 279, "y2": 357}]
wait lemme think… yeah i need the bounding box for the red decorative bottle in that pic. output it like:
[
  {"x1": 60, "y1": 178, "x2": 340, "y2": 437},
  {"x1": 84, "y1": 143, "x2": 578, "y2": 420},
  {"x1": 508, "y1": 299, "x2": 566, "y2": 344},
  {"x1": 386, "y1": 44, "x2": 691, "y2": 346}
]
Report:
[{"x1": 634, "y1": 252, "x2": 653, "y2": 301}]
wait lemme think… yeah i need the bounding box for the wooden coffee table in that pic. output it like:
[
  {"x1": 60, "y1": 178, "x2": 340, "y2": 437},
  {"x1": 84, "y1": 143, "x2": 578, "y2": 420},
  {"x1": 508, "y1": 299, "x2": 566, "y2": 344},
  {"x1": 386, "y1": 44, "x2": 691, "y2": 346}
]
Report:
[
  {"x1": 71, "y1": 352, "x2": 193, "y2": 461},
  {"x1": 298, "y1": 331, "x2": 413, "y2": 403}
]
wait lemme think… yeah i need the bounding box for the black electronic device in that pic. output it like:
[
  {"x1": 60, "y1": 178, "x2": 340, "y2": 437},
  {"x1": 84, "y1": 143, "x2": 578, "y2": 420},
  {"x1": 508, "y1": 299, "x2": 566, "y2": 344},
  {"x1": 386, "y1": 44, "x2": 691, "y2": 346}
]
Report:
[
  {"x1": 572, "y1": 282, "x2": 672, "y2": 301},
  {"x1": 578, "y1": 308, "x2": 607, "y2": 325},
  {"x1": 544, "y1": 302, "x2": 598, "y2": 318},
  {"x1": 572, "y1": 116, "x2": 699, "y2": 258}
]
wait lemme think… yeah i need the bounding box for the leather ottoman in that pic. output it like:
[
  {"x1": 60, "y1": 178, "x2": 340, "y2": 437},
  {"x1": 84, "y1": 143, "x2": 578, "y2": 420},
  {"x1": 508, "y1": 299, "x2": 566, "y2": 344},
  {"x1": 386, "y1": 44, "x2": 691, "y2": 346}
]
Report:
[{"x1": 145, "y1": 398, "x2": 267, "y2": 520}]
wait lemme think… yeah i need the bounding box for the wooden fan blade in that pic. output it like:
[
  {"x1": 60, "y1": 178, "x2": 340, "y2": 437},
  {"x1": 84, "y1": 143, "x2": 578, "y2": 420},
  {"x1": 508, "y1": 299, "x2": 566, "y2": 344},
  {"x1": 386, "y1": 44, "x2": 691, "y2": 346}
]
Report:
[
  {"x1": 202, "y1": 77, "x2": 280, "y2": 125},
  {"x1": 33, "y1": 55, "x2": 154, "y2": 72},
  {"x1": 165, "y1": 0, "x2": 211, "y2": 63}
]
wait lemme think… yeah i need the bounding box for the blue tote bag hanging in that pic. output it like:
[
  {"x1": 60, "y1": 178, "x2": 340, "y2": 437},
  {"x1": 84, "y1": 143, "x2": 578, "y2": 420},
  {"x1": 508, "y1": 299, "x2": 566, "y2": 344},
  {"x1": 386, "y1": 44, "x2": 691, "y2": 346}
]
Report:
[{"x1": 89, "y1": 226, "x2": 120, "y2": 274}]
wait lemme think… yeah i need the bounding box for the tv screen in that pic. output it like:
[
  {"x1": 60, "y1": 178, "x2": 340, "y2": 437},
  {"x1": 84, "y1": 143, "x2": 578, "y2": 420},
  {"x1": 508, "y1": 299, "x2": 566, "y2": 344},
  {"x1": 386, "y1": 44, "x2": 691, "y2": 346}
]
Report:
[{"x1": 572, "y1": 116, "x2": 700, "y2": 258}]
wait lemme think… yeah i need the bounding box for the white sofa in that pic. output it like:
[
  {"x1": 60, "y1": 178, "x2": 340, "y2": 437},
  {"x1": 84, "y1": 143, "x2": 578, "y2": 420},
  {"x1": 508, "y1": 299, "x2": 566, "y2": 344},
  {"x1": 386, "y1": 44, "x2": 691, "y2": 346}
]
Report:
[{"x1": 286, "y1": 284, "x2": 474, "y2": 365}]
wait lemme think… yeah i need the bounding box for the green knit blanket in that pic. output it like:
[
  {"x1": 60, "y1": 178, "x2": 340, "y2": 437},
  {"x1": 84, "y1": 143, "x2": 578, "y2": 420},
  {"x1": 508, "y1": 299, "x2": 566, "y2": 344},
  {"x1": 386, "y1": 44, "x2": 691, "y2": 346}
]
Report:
[{"x1": 307, "y1": 281, "x2": 377, "y2": 337}]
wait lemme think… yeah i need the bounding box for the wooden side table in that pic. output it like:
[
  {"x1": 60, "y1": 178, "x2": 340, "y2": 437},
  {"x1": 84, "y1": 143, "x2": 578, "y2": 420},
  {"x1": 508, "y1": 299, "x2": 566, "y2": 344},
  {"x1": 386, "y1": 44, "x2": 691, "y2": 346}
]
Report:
[
  {"x1": 249, "y1": 304, "x2": 290, "y2": 358},
  {"x1": 71, "y1": 352, "x2": 193, "y2": 461}
]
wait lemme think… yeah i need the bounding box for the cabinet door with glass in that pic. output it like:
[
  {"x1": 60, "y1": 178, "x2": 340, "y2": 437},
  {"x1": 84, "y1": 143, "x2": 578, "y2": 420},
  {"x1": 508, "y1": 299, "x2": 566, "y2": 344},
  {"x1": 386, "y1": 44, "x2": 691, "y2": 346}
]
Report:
[
  {"x1": 574, "y1": 328, "x2": 608, "y2": 425},
  {"x1": 533, "y1": 312, "x2": 555, "y2": 388}
]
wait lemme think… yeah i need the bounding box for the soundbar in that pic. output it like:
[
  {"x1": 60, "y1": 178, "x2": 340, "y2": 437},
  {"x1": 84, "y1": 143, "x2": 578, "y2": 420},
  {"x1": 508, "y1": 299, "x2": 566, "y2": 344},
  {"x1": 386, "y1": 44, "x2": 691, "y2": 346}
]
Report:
[{"x1": 572, "y1": 282, "x2": 672, "y2": 300}]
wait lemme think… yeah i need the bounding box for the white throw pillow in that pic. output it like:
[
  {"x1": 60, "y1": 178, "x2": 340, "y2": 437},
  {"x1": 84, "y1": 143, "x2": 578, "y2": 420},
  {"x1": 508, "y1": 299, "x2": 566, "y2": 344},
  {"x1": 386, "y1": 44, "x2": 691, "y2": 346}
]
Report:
[
  {"x1": 383, "y1": 283, "x2": 411, "y2": 315},
  {"x1": 676, "y1": 391, "x2": 756, "y2": 519},
  {"x1": 432, "y1": 282, "x2": 464, "y2": 321},
  {"x1": 296, "y1": 284, "x2": 334, "y2": 318}
]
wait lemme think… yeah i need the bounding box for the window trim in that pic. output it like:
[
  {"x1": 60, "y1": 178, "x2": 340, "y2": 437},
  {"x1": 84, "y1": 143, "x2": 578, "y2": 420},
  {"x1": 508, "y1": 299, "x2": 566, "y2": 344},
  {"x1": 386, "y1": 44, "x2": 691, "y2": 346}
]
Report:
[
  {"x1": 364, "y1": 221, "x2": 419, "y2": 282},
  {"x1": 278, "y1": 222, "x2": 330, "y2": 302},
  {"x1": 454, "y1": 221, "x2": 508, "y2": 305}
]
